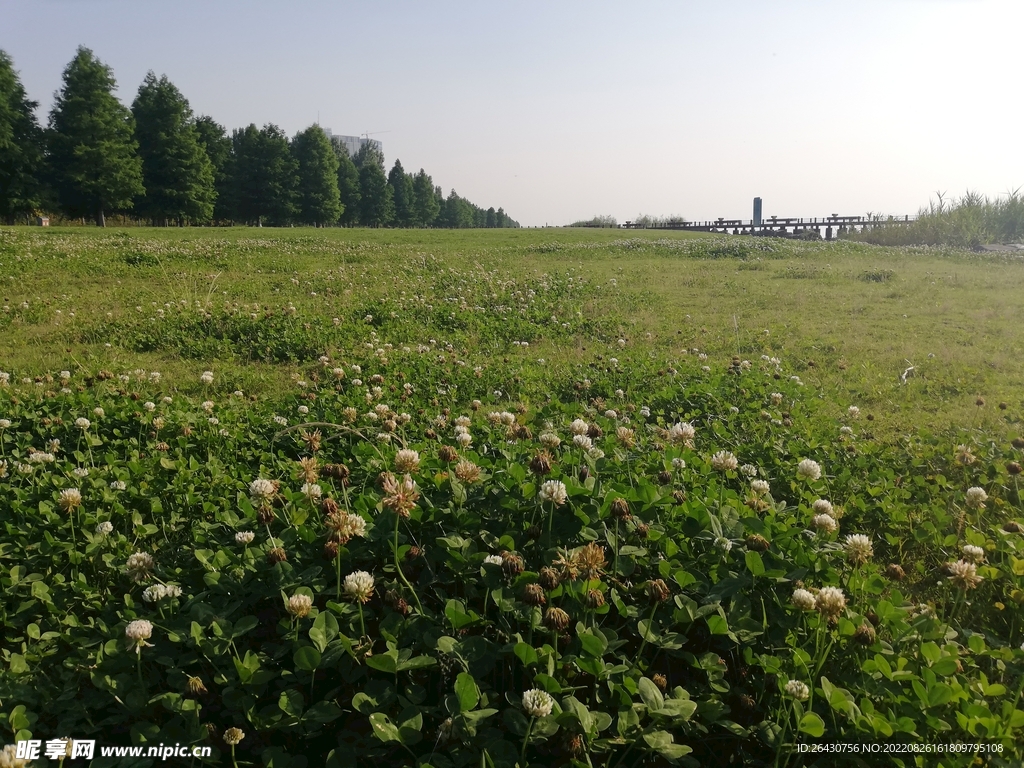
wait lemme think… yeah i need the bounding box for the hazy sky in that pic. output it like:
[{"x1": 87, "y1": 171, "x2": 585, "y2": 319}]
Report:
[{"x1": 3, "y1": 0, "x2": 1022, "y2": 226}]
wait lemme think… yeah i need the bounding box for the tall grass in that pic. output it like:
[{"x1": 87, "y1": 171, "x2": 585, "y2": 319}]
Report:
[{"x1": 848, "y1": 189, "x2": 1024, "y2": 247}]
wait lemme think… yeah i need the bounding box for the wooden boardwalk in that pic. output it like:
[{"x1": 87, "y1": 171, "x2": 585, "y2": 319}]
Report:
[{"x1": 622, "y1": 214, "x2": 915, "y2": 239}]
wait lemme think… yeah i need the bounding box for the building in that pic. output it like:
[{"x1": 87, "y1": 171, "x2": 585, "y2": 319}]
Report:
[{"x1": 320, "y1": 127, "x2": 382, "y2": 159}]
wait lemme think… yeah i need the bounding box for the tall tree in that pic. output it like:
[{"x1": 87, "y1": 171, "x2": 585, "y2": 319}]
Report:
[
  {"x1": 352, "y1": 140, "x2": 385, "y2": 172},
  {"x1": 329, "y1": 137, "x2": 360, "y2": 226},
  {"x1": 387, "y1": 159, "x2": 413, "y2": 227},
  {"x1": 411, "y1": 169, "x2": 440, "y2": 227},
  {"x1": 131, "y1": 72, "x2": 215, "y2": 225},
  {"x1": 359, "y1": 160, "x2": 394, "y2": 227},
  {"x1": 485, "y1": 206, "x2": 496, "y2": 228},
  {"x1": 292, "y1": 125, "x2": 341, "y2": 226},
  {"x1": 48, "y1": 47, "x2": 143, "y2": 226},
  {"x1": 194, "y1": 116, "x2": 232, "y2": 222},
  {"x1": 0, "y1": 50, "x2": 45, "y2": 222},
  {"x1": 229, "y1": 123, "x2": 297, "y2": 226}
]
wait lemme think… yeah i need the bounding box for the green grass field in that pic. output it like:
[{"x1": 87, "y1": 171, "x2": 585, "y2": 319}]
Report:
[{"x1": 2, "y1": 226, "x2": 1024, "y2": 768}]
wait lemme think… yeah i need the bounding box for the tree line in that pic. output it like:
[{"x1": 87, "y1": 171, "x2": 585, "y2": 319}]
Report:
[{"x1": 0, "y1": 47, "x2": 519, "y2": 228}]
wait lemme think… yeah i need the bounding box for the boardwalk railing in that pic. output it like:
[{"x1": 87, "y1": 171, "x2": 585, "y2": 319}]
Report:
[{"x1": 621, "y1": 214, "x2": 917, "y2": 239}]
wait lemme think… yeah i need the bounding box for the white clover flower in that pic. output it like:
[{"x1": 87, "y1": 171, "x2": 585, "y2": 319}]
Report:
[
  {"x1": 59, "y1": 487, "x2": 83, "y2": 511},
  {"x1": 671, "y1": 458, "x2": 686, "y2": 470},
  {"x1": 714, "y1": 536, "x2": 733, "y2": 553},
  {"x1": 522, "y1": 688, "x2": 554, "y2": 718},
  {"x1": 740, "y1": 464, "x2": 758, "y2": 478},
  {"x1": 200, "y1": 371, "x2": 214, "y2": 385},
  {"x1": 796, "y1": 458, "x2": 822, "y2": 481},
  {"x1": 587, "y1": 447, "x2": 605, "y2": 460},
  {"x1": 454, "y1": 416, "x2": 472, "y2": 427},
  {"x1": 301, "y1": 482, "x2": 323, "y2": 500},
  {"x1": 394, "y1": 449, "x2": 420, "y2": 473},
  {"x1": 0, "y1": 460, "x2": 8, "y2": 479},
  {"x1": 840, "y1": 426, "x2": 854, "y2": 436},
  {"x1": 711, "y1": 451, "x2": 738, "y2": 472},
  {"x1": 666, "y1": 422, "x2": 696, "y2": 445},
  {"x1": 162, "y1": 396, "x2": 173, "y2": 404},
  {"x1": 0, "y1": 418, "x2": 11, "y2": 429},
  {"x1": 235, "y1": 530, "x2": 255, "y2": 545},
  {"x1": 844, "y1": 534, "x2": 873, "y2": 566},
  {"x1": 287, "y1": 593, "x2": 313, "y2": 618},
  {"x1": 343, "y1": 571, "x2": 375, "y2": 603},
  {"x1": 150, "y1": 372, "x2": 162, "y2": 383},
  {"x1": 770, "y1": 392, "x2": 783, "y2": 405},
  {"x1": 812, "y1": 514, "x2": 839, "y2": 534},
  {"x1": 847, "y1": 406, "x2": 860, "y2": 419},
  {"x1": 539, "y1": 479, "x2": 568, "y2": 506},
  {"x1": 961, "y1": 544, "x2": 985, "y2": 563},
  {"x1": 273, "y1": 415, "x2": 288, "y2": 426},
  {"x1": 93, "y1": 407, "x2": 105, "y2": 418},
  {"x1": 201, "y1": 400, "x2": 215, "y2": 412},
  {"x1": 791, "y1": 588, "x2": 816, "y2": 610},
  {"x1": 143, "y1": 584, "x2": 168, "y2": 603},
  {"x1": 812, "y1": 499, "x2": 833, "y2": 516},
  {"x1": 640, "y1": 407, "x2": 651, "y2": 418},
  {"x1": 74, "y1": 417, "x2": 90, "y2": 430},
  {"x1": 96, "y1": 521, "x2": 113, "y2": 535},
  {"x1": 815, "y1": 586, "x2": 846, "y2": 618},
  {"x1": 125, "y1": 619, "x2": 154, "y2": 652},
  {"x1": 785, "y1": 680, "x2": 810, "y2": 701},
  {"x1": 456, "y1": 432, "x2": 472, "y2": 447},
  {"x1": 947, "y1": 559, "x2": 983, "y2": 589},
  {"x1": 110, "y1": 480, "x2": 127, "y2": 491},
  {"x1": 249, "y1": 477, "x2": 277, "y2": 506},
  {"x1": 207, "y1": 417, "x2": 219, "y2": 426},
  {"x1": 483, "y1": 554, "x2": 504, "y2": 566},
  {"x1": 540, "y1": 432, "x2": 561, "y2": 448},
  {"x1": 297, "y1": 405, "x2": 309, "y2": 415},
  {"x1": 751, "y1": 479, "x2": 770, "y2": 496},
  {"x1": 965, "y1": 487, "x2": 987, "y2": 509},
  {"x1": 569, "y1": 418, "x2": 589, "y2": 436},
  {"x1": 573, "y1": 434, "x2": 593, "y2": 451},
  {"x1": 72, "y1": 467, "x2": 89, "y2": 478},
  {"x1": 60, "y1": 370, "x2": 71, "y2": 380},
  {"x1": 127, "y1": 552, "x2": 155, "y2": 582},
  {"x1": 144, "y1": 401, "x2": 156, "y2": 412},
  {"x1": 604, "y1": 409, "x2": 617, "y2": 419}
]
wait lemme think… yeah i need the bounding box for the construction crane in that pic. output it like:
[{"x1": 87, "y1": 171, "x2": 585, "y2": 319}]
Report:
[{"x1": 362, "y1": 131, "x2": 391, "y2": 140}]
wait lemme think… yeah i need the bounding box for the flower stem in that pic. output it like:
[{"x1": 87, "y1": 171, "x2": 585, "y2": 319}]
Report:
[
  {"x1": 520, "y1": 716, "x2": 535, "y2": 767},
  {"x1": 358, "y1": 602, "x2": 366, "y2": 640},
  {"x1": 635, "y1": 602, "x2": 659, "y2": 667},
  {"x1": 393, "y1": 512, "x2": 424, "y2": 614},
  {"x1": 336, "y1": 552, "x2": 342, "y2": 600}
]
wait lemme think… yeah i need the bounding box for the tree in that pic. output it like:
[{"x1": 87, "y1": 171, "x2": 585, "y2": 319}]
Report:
[
  {"x1": 0, "y1": 50, "x2": 45, "y2": 222},
  {"x1": 194, "y1": 116, "x2": 232, "y2": 222},
  {"x1": 485, "y1": 206, "x2": 497, "y2": 228},
  {"x1": 387, "y1": 159, "x2": 413, "y2": 227},
  {"x1": 411, "y1": 169, "x2": 440, "y2": 227},
  {"x1": 47, "y1": 47, "x2": 143, "y2": 226},
  {"x1": 292, "y1": 125, "x2": 341, "y2": 226},
  {"x1": 330, "y1": 137, "x2": 360, "y2": 226},
  {"x1": 352, "y1": 140, "x2": 385, "y2": 172},
  {"x1": 132, "y1": 72, "x2": 215, "y2": 225},
  {"x1": 442, "y1": 189, "x2": 474, "y2": 228},
  {"x1": 359, "y1": 160, "x2": 394, "y2": 227},
  {"x1": 228, "y1": 123, "x2": 297, "y2": 226}
]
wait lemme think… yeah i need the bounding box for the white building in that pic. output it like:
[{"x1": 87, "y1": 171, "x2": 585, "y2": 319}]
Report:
[{"x1": 320, "y1": 127, "x2": 382, "y2": 159}]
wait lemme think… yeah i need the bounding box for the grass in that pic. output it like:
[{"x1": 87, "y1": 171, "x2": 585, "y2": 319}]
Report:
[
  {"x1": 2, "y1": 226, "x2": 1023, "y2": 441},
  {"x1": 3, "y1": 225, "x2": 1024, "y2": 766}
]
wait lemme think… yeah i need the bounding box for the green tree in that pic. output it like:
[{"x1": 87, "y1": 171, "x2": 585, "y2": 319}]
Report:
[
  {"x1": 0, "y1": 50, "x2": 45, "y2": 222},
  {"x1": 442, "y1": 189, "x2": 474, "y2": 228},
  {"x1": 229, "y1": 123, "x2": 297, "y2": 226},
  {"x1": 47, "y1": 47, "x2": 143, "y2": 226},
  {"x1": 329, "y1": 137, "x2": 360, "y2": 226},
  {"x1": 485, "y1": 206, "x2": 497, "y2": 228},
  {"x1": 131, "y1": 72, "x2": 215, "y2": 225},
  {"x1": 352, "y1": 140, "x2": 385, "y2": 172},
  {"x1": 193, "y1": 116, "x2": 232, "y2": 222},
  {"x1": 292, "y1": 125, "x2": 341, "y2": 226},
  {"x1": 387, "y1": 159, "x2": 413, "y2": 226},
  {"x1": 411, "y1": 169, "x2": 440, "y2": 227},
  {"x1": 359, "y1": 161, "x2": 394, "y2": 227}
]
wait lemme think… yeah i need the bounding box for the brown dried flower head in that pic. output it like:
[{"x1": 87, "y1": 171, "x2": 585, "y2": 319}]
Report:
[
  {"x1": 500, "y1": 551, "x2": 525, "y2": 578},
  {"x1": 267, "y1": 547, "x2": 288, "y2": 565},
  {"x1": 298, "y1": 456, "x2": 319, "y2": 483},
  {"x1": 382, "y1": 473, "x2": 420, "y2": 518},
  {"x1": 538, "y1": 566, "x2": 560, "y2": 591},
  {"x1": 585, "y1": 588, "x2": 606, "y2": 609},
  {"x1": 646, "y1": 579, "x2": 671, "y2": 603},
  {"x1": 300, "y1": 429, "x2": 322, "y2": 453},
  {"x1": 530, "y1": 451, "x2": 552, "y2": 476},
  {"x1": 745, "y1": 534, "x2": 770, "y2": 552},
  {"x1": 438, "y1": 445, "x2": 459, "y2": 463},
  {"x1": 543, "y1": 606, "x2": 571, "y2": 632},
  {"x1": 884, "y1": 563, "x2": 906, "y2": 581},
  {"x1": 577, "y1": 542, "x2": 607, "y2": 580},
  {"x1": 611, "y1": 497, "x2": 631, "y2": 521},
  {"x1": 854, "y1": 623, "x2": 876, "y2": 646},
  {"x1": 454, "y1": 459, "x2": 481, "y2": 484},
  {"x1": 523, "y1": 583, "x2": 547, "y2": 606}
]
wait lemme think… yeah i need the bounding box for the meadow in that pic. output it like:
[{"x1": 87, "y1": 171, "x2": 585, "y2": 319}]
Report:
[{"x1": 1, "y1": 226, "x2": 1023, "y2": 768}]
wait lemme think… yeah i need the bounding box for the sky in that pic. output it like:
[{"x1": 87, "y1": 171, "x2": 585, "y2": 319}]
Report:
[{"x1": 3, "y1": 0, "x2": 1022, "y2": 227}]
